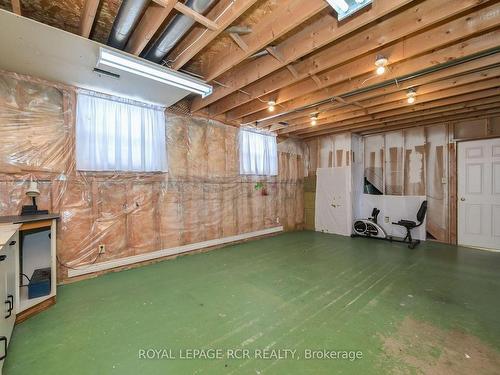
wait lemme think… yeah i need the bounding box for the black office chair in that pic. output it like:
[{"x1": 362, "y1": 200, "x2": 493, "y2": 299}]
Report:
[{"x1": 392, "y1": 201, "x2": 427, "y2": 249}]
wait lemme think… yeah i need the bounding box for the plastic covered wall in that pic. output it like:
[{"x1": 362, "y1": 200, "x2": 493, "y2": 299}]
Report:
[
  {"x1": 361, "y1": 126, "x2": 448, "y2": 241},
  {"x1": 310, "y1": 124, "x2": 451, "y2": 242},
  {"x1": 0, "y1": 70, "x2": 304, "y2": 281}
]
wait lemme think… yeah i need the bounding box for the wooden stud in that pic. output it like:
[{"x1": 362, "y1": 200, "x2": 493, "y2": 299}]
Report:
[
  {"x1": 266, "y1": 47, "x2": 284, "y2": 63},
  {"x1": 286, "y1": 65, "x2": 299, "y2": 79},
  {"x1": 11, "y1": 0, "x2": 21, "y2": 15},
  {"x1": 311, "y1": 75, "x2": 322, "y2": 88},
  {"x1": 174, "y1": 2, "x2": 219, "y2": 31},
  {"x1": 228, "y1": 32, "x2": 249, "y2": 52},
  {"x1": 79, "y1": 0, "x2": 101, "y2": 38}
]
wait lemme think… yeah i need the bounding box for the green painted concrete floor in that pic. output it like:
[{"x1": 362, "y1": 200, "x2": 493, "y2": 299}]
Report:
[{"x1": 4, "y1": 231, "x2": 500, "y2": 374}]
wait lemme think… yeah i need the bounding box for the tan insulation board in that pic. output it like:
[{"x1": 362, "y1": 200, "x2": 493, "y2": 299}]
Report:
[{"x1": 0, "y1": 70, "x2": 305, "y2": 282}]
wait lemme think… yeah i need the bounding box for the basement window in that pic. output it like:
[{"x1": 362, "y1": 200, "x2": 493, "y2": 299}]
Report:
[
  {"x1": 76, "y1": 91, "x2": 167, "y2": 172},
  {"x1": 239, "y1": 129, "x2": 278, "y2": 176}
]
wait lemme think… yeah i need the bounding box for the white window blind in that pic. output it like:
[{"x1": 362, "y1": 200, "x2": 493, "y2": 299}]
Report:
[
  {"x1": 76, "y1": 92, "x2": 167, "y2": 172},
  {"x1": 239, "y1": 129, "x2": 278, "y2": 176}
]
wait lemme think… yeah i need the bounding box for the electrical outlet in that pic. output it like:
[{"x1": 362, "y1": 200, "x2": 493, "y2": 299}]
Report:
[
  {"x1": 98, "y1": 244, "x2": 106, "y2": 254},
  {"x1": 384, "y1": 216, "x2": 390, "y2": 223}
]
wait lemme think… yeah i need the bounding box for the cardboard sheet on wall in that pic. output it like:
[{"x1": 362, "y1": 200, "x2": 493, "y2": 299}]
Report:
[{"x1": 315, "y1": 167, "x2": 352, "y2": 236}]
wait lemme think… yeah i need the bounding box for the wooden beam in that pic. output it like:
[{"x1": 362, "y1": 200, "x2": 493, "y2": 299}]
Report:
[
  {"x1": 290, "y1": 77, "x2": 500, "y2": 135},
  {"x1": 333, "y1": 106, "x2": 500, "y2": 138},
  {"x1": 257, "y1": 49, "x2": 500, "y2": 130},
  {"x1": 223, "y1": 2, "x2": 500, "y2": 120},
  {"x1": 298, "y1": 97, "x2": 500, "y2": 138},
  {"x1": 359, "y1": 106, "x2": 500, "y2": 135},
  {"x1": 286, "y1": 65, "x2": 299, "y2": 79},
  {"x1": 295, "y1": 83, "x2": 500, "y2": 136},
  {"x1": 311, "y1": 75, "x2": 322, "y2": 88},
  {"x1": 266, "y1": 47, "x2": 284, "y2": 63},
  {"x1": 190, "y1": 0, "x2": 413, "y2": 112},
  {"x1": 242, "y1": 29, "x2": 500, "y2": 125},
  {"x1": 11, "y1": 0, "x2": 21, "y2": 15},
  {"x1": 197, "y1": 0, "x2": 329, "y2": 82},
  {"x1": 79, "y1": 0, "x2": 100, "y2": 38},
  {"x1": 174, "y1": 2, "x2": 219, "y2": 31},
  {"x1": 229, "y1": 32, "x2": 249, "y2": 52},
  {"x1": 282, "y1": 65, "x2": 500, "y2": 132},
  {"x1": 125, "y1": 1, "x2": 177, "y2": 55},
  {"x1": 169, "y1": 0, "x2": 258, "y2": 70},
  {"x1": 302, "y1": 99, "x2": 500, "y2": 139}
]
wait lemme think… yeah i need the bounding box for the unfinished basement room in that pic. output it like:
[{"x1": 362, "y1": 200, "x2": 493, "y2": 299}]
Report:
[{"x1": 0, "y1": 0, "x2": 499, "y2": 374}]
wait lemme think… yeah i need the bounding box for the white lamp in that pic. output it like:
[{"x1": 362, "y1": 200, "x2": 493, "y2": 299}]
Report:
[
  {"x1": 26, "y1": 180, "x2": 40, "y2": 198},
  {"x1": 22, "y1": 179, "x2": 48, "y2": 215}
]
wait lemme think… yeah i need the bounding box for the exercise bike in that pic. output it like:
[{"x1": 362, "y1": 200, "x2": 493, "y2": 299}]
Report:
[{"x1": 351, "y1": 201, "x2": 427, "y2": 249}]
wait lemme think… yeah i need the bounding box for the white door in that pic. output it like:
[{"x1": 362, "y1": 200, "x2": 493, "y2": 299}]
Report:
[
  {"x1": 458, "y1": 138, "x2": 500, "y2": 250},
  {"x1": 315, "y1": 167, "x2": 352, "y2": 236}
]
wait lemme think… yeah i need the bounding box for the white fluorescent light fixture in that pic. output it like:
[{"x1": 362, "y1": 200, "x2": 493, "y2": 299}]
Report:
[
  {"x1": 97, "y1": 47, "x2": 212, "y2": 98},
  {"x1": 326, "y1": 0, "x2": 372, "y2": 21}
]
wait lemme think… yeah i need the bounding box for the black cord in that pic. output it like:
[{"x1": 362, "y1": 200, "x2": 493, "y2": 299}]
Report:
[{"x1": 56, "y1": 252, "x2": 101, "y2": 270}]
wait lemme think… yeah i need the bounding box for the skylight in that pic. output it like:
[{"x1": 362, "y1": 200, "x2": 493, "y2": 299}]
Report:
[{"x1": 326, "y1": 0, "x2": 373, "y2": 21}]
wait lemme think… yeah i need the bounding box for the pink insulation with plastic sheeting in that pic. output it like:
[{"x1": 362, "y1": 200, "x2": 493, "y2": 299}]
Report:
[{"x1": 0, "y1": 69, "x2": 305, "y2": 281}]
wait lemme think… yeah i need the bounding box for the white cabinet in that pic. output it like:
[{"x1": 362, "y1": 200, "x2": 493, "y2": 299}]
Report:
[{"x1": 0, "y1": 232, "x2": 18, "y2": 374}]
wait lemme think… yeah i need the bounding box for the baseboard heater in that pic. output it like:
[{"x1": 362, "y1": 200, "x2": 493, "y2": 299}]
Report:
[{"x1": 68, "y1": 226, "x2": 284, "y2": 278}]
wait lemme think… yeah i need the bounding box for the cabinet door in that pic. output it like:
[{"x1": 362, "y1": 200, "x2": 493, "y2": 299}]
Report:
[
  {"x1": 4, "y1": 234, "x2": 17, "y2": 331},
  {"x1": 0, "y1": 233, "x2": 17, "y2": 373},
  {"x1": 0, "y1": 245, "x2": 8, "y2": 372}
]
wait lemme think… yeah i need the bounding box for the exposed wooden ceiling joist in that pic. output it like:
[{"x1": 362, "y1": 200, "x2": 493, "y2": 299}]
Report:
[
  {"x1": 224, "y1": 2, "x2": 500, "y2": 121},
  {"x1": 125, "y1": 0, "x2": 178, "y2": 55},
  {"x1": 168, "y1": 0, "x2": 258, "y2": 70},
  {"x1": 11, "y1": 0, "x2": 21, "y2": 15},
  {"x1": 358, "y1": 106, "x2": 500, "y2": 136},
  {"x1": 311, "y1": 104, "x2": 500, "y2": 138},
  {"x1": 292, "y1": 99, "x2": 500, "y2": 137},
  {"x1": 296, "y1": 83, "x2": 500, "y2": 137},
  {"x1": 79, "y1": 0, "x2": 101, "y2": 38},
  {"x1": 173, "y1": 1, "x2": 219, "y2": 31},
  {"x1": 194, "y1": 0, "x2": 330, "y2": 86},
  {"x1": 295, "y1": 78, "x2": 500, "y2": 132},
  {"x1": 280, "y1": 65, "x2": 500, "y2": 133},
  {"x1": 191, "y1": 0, "x2": 414, "y2": 112},
  {"x1": 228, "y1": 32, "x2": 249, "y2": 52},
  {"x1": 244, "y1": 29, "x2": 500, "y2": 127}
]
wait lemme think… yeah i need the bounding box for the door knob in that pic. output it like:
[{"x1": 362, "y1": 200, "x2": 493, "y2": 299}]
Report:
[{"x1": 460, "y1": 197, "x2": 466, "y2": 201}]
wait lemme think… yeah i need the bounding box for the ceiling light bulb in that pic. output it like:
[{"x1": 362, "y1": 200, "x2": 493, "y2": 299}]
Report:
[
  {"x1": 375, "y1": 55, "x2": 388, "y2": 75},
  {"x1": 268, "y1": 100, "x2": 276, "y2": 112},
  {"x1": 406, "y1": 89, "x2": 417, "y2": 104},
  {"x1": 376, "y1": 66, "x2": 386, "y2": 75},
  {"x1": 310, "y1": 114, "x2": 318, "y2": 126}
]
